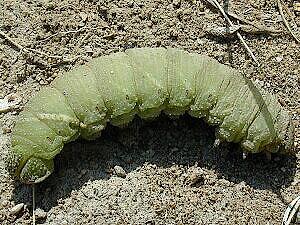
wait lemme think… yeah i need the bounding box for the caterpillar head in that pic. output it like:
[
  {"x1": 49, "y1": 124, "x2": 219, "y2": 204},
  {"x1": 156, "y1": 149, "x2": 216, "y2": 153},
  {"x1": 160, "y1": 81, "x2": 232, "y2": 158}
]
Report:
[{"x1": 6, "y1": 147, "x2": 54, "y2": 184}]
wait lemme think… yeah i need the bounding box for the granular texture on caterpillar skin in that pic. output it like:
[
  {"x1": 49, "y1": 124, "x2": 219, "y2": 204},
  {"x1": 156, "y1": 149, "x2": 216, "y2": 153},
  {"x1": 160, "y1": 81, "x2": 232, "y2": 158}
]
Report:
[{"x1": 6, "y1": 47, "x2": 296, "y2": 184}]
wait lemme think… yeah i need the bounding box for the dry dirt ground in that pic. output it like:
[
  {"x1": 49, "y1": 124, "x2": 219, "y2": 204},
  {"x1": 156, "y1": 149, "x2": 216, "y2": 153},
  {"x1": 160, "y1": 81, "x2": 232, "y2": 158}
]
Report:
[{"x1": 0, "y1": 0, "x2": 299, "y2": 224}]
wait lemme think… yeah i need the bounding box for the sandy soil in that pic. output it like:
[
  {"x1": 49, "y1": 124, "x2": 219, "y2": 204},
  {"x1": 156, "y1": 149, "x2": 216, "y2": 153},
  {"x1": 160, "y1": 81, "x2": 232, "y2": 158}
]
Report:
[{"x1": 0, "y1": 0, "x2": 299, "y2": 224}]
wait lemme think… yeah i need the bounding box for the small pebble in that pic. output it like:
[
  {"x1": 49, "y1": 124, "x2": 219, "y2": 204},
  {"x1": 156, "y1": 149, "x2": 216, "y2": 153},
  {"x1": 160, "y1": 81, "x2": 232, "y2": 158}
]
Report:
[
  {"x1": 84, "y1": 46, "x2": 93, "y2": 53},
  {"x1": 1, "y1": 200, "x2": 10, "y2": 207},
  {"x1": 274, "y1": 157, "x2": 280, "y2": 162},
  {"x1": 2, "y1": 127, "x2": 12, "y2": 134},
  {"x1": 280, "y1": 167, "x2": 286, "y2": 172},
  {"x1": 291, "y1": 180, "x2": 299, "y2": 186},
  {"x1": 79, "y1": 12, "x2": 88, "y2": 21},
  {"x1": 173, "y1": 0, "x2": 181, "y2": 6},
  {"x1": 239, "y1": 181, "x2": 246, "y2": 186},
  {"x1": 189, "y1": 172, "x2": 204, "y2": 186},
  {"x1": 34, "y1": 208, "x2": 47, "y2": 219},
  {"x1": 10, "y1": 203, "x2": 24, "y2": 215},
  {"x1": 78, "y1": 169, "x2": 87, "y2": 179},
  {"x1": 114, "y1": 165, "x2": 126, "y2": 178},
  {"x1": 275, "y1": 56, "x2": 283, "y2": 62},
  {"x1": 170, "y1": 147, "x2": 179, "y2": 153}
]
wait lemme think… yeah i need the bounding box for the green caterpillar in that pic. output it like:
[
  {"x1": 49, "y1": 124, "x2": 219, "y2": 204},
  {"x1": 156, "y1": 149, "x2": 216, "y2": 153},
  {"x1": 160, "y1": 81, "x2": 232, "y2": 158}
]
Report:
[{"x1": 6, "y1": 47, "x2": 295, "y2": 184}]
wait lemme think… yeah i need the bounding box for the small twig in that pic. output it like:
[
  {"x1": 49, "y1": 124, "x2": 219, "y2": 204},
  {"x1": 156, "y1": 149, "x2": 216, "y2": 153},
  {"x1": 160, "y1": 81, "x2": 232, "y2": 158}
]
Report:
[
  {"x1": 32, "y1": 184, "x2": 36, "y2": 225},
  {"x1": 277, "y1": 0, "x2": 300, "y2": 43},
  {"x1": 38, "y1": 27, "x2": 87, "y2": 42},
  {"x1": 282, "y1": 195, "x2": 300, "y2": 225},
  {"x1": 0, "y1": 30, "x2": 81, "y2": 64},
  {"x1": 205, "y1": 0, "x2": 260, "y2": 66},
  {"x1": 27, "y1": 47, "x2": 81, "y2": 63},
  {"x1": 223, "y1": 0, "x2": 229, "y2": 11},
  {"x1": 239, "y1": 25, "x2": 282, "y2": 35},
  {"x1": 281, "y1": 1, "x2": 296, "y2": 23},
  {"x1": 38, "y1": 26, "x2": 105, "y2": 43},
  {"x1": 0, "y1": 30, "x2": 27, "y2": 52},
  {"x1": 77, "y1": 33, "x2": 92, "y2": 47},
  {"x1": 226, "y1": 12, "x2": 282, "y2": 35},
  {"x1": 102, "y1": 32, "x2": 117, "y2": 39}
]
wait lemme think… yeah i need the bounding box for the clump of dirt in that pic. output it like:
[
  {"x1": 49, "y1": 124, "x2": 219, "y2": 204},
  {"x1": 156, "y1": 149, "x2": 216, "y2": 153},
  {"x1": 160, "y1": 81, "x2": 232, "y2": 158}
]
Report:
[{"x1": 0, "y1": 0, "x2": 299, "y2": 224}]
